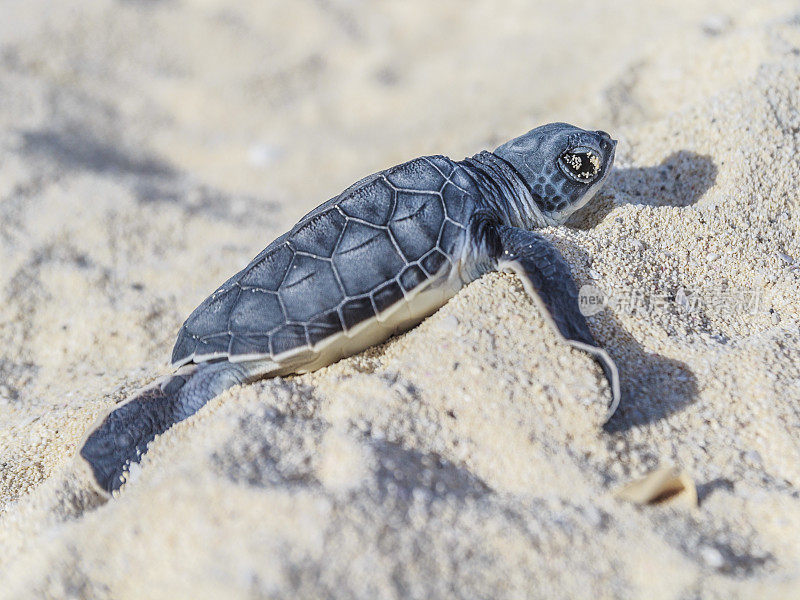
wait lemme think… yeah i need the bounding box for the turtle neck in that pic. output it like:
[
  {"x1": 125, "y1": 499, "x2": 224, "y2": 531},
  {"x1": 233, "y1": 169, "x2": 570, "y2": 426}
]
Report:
[{"x1": 460, "y1": 151, "x2": 548, "y2": 230}]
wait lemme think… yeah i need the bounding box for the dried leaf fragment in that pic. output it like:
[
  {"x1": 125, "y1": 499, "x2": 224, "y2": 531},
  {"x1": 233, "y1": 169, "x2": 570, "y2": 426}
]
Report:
[{"x1": 614, "y1": 466, "x2": 697, "y2": 507}]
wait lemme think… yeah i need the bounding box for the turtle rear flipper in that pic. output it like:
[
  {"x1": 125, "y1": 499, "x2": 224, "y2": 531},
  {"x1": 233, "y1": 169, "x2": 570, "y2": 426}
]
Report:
[{"x1": 78, "y1": 361, "x2": 255, "y2": 494}]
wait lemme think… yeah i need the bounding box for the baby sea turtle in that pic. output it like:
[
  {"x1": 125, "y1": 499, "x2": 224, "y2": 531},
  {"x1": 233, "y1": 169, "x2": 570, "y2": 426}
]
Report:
[{"x1": 79, "y1": 122, "x2": 620, "y2": 494}]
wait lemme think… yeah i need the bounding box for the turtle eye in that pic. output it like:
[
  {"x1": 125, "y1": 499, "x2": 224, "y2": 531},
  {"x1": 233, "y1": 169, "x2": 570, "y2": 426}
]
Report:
[{"x1": 559, "y1": 148, "x2": 601, "y2": 182}]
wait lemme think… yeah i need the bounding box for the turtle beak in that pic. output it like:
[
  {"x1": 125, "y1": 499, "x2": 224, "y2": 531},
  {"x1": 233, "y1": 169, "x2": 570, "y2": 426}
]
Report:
[
  {"x1": 595, "y1": 130, "x2": 616, "y2": 169},
  {"x1": 596, "y1": 130, "x2": 617, "y2": 148}
]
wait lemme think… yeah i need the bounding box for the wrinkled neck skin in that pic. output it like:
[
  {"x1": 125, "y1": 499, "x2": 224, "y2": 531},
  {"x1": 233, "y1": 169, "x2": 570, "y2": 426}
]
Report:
[{"x1": 460, "y1": 151, "x2": 548, "y2": 230}]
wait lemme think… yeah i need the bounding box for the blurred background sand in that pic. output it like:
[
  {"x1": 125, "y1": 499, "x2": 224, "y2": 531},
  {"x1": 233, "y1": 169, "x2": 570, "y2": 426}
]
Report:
[{"x1": 1, "y1": 0, "x2": 800, "y2": 598}]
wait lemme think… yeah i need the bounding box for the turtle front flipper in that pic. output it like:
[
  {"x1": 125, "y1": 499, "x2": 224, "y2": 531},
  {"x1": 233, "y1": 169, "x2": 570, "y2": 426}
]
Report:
[
  {"x1": 491, "y1": 225, "x2": 620, "y2": 418},
  {"x1": 78, "y1": 361, "x2": 253, "y2": 494}
]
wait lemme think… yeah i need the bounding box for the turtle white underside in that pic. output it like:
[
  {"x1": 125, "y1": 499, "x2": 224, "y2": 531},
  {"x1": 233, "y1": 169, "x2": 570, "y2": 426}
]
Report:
[{"x1": 183, "y1": 266, "x2": 467, "y2": 382}]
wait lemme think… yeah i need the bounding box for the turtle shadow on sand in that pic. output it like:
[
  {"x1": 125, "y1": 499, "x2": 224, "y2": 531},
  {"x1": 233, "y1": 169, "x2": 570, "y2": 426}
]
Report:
[
  {"x1": 552, "y1": 240, "x2": 698, "y2": 432},
  {"x1": 567, "y1": 150, "x2": 718, "y2": 229},
  {"x1": 555, "y1": 150, "x2": 714, "y2": 428},
  {"x1": 599, "y1": 308, "x2": 698, "y2": 434}
]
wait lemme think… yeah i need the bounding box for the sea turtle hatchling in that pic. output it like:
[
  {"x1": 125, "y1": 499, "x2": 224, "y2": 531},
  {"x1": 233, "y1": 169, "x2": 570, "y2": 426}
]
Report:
[{"x1": 79, "y1": 122, "x2": 621, "y2": 494}]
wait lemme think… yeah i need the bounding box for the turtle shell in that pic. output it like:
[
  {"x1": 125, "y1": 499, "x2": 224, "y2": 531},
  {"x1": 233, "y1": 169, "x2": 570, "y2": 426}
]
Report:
[{"x1": 171, "y1": 156, "x2": 479, "y2": 367}]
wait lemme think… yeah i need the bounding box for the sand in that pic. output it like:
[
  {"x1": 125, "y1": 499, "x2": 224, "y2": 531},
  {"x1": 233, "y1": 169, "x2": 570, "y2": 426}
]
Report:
[{"x1": 1, "y1": 0, "x2": 800, "y2": 598}]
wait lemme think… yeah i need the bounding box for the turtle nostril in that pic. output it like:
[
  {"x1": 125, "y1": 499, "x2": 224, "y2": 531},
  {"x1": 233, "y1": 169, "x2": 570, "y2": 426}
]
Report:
[{"x1": 596, "y1": 130, "x2": 617, "y2": 150}]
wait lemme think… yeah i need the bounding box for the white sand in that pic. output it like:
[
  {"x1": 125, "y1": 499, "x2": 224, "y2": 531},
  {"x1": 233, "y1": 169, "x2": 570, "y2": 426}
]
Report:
[{"x1": 1, "y1": 0, "x2": 800, "y2": 597}]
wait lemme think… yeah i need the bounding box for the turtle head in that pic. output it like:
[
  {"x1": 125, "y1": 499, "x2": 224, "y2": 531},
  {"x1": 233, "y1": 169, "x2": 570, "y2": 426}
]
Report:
[{"x1": 494, "y1": 123, "x2": 616, "y2": 226}]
